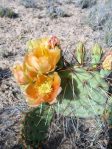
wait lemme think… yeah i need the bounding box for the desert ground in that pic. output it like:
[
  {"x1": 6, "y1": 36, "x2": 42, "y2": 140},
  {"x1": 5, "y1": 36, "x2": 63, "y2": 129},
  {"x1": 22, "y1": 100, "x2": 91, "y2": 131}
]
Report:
[{"x1": 0, "y1": 0, "x2": 112, "y2": 148}]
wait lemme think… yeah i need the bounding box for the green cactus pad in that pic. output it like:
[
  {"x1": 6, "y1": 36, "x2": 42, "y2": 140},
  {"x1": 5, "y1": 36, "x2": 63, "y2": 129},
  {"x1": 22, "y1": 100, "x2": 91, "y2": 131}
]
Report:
[
  {"x1": 100, "y1": 69, "x2": 111, "y2": 78},
  {"x1": 55, "y1": 67, "x2": 110, "y2": 118},
  {"x1": 22, "y1": 104, "x2": 53, "y2": 147},
  {"x1": 91, "y1": 43, "x2": 102, "y2": 68},
  {"x1": 107, "y1": 96, "x2": 112, "y2": 125},
  {"x1": 75, "y1": 42, "x2": 85, "y2": 65}
]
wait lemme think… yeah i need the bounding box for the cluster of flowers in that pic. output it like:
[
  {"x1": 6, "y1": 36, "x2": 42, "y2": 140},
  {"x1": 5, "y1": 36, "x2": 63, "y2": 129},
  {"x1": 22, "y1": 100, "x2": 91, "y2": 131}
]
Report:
[{"x1": 12, "y1": 36, "x2": 62, "y2": 107}]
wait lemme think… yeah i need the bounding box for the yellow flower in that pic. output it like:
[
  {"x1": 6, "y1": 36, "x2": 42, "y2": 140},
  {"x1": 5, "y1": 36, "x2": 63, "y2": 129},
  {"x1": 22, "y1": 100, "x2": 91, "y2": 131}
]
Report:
[
  {"x1": 27, "y1": 36, "x2": 60, "y2": 50},
  {"x1": 25, "y1": 72, "x2": 61, "y2": 107},
  {"x1": 12, "y1": 63, "x2": 28, "y2": 85},
  {"x1": 25, "y1": 36, "x2": 61, "y2": 74},
  {"x1": 102, "y1": 51, "x2": 112, "y2": 70}
]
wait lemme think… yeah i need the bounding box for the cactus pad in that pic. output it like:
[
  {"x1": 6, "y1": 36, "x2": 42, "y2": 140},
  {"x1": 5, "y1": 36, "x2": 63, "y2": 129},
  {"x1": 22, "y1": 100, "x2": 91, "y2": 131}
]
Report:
[
  {"x1": 22, "y1": 104, "x2": 53, "y2": 147},
  {"x1": 55, "y1": 67, "x2": 110, "y2": 118}
]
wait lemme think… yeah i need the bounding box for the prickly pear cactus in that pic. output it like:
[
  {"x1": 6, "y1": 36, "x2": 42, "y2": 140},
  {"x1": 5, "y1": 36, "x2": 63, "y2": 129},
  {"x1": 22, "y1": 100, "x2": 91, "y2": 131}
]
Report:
[
  {"x1": 55, "y1": 42, "x2": 112, "y2": 118},
  {"x1": 12, "y1": 37, "x2": 112, "y2": 148},
  {"x1": 22, "y1": 104, "x2": 53, "y2": 147}
]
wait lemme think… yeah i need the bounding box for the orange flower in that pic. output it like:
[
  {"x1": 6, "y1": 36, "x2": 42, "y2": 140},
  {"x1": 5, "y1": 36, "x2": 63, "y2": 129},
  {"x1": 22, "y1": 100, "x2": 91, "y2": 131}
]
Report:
[
  {"x1": 12, "y1": 36, "x2": 62, "y2": 107},
  {"x1": 12, "y1": 63, "x2": 28, "y2": 85},
  {"x1": 25, "y1": 36, "x2": 61, "y2": 74},
  {"x1": 25, "y1": 72, "x2": 61, "y2": 107},
  {"x1": 102, "y1": 51, "x2": 112, "y2": 70}
]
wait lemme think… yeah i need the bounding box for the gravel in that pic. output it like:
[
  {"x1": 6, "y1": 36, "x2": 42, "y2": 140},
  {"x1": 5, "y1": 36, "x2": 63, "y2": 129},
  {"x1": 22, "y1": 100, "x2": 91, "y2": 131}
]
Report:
[{"x1": 0, "y1": 0, "x2": 111, "y2": 148}]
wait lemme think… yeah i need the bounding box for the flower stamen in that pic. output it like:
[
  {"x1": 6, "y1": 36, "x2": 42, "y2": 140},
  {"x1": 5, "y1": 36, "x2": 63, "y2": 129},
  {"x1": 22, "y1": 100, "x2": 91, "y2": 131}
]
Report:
[{"x1": 38, "y1": 81, "x2": 52, "y2": 95}]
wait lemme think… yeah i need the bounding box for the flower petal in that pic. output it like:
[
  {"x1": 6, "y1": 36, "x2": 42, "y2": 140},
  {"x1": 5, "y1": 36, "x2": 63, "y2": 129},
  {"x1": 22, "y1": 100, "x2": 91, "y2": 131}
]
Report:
[
  {"x1": 48, "y1": 47, "x2": 61, "y2": 71},
  {"x1": 44, "y1": 72, "x2": 61, "y2": 104},
  {"x1": 26, "y1": 82, "x2": 39, "y2": 99},
  {"x1": 26, "y1": 97, "x2": 44, "y2": 107},
  {"x1": 27, "y1": 37, "x2": 50, "y2": 57},
  {"x1": 12, "y1": 64, "x2": 27, "y2": 85},
  {"x1": 102, "y1": 51, "x2": 112, "y2": 70},
  {"x1": 38, "y1": 56, "x2": 51, "y2": 73},
  {"x1": 24, "y1": 53, "x2": 40, "y2": 72}
]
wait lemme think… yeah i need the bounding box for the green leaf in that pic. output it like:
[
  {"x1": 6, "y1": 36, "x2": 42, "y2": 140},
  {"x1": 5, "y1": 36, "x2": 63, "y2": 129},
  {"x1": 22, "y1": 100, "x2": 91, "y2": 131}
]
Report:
[
  {"x1": 91, "y1": 43, "x2": 102, "y2": 66},
  {"x1": 22, "y1": 104, "x2": 53, "y2": 147},
  {"x1": 75, "y1": 42, "x2": 85, "y2": 65}
]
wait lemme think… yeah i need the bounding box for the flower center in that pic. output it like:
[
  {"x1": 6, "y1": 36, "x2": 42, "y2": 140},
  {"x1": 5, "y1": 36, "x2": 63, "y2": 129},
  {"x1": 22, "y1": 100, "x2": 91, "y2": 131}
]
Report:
[{"x1": 38, "y1": 81, "x2": 52, "y2": 95}]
